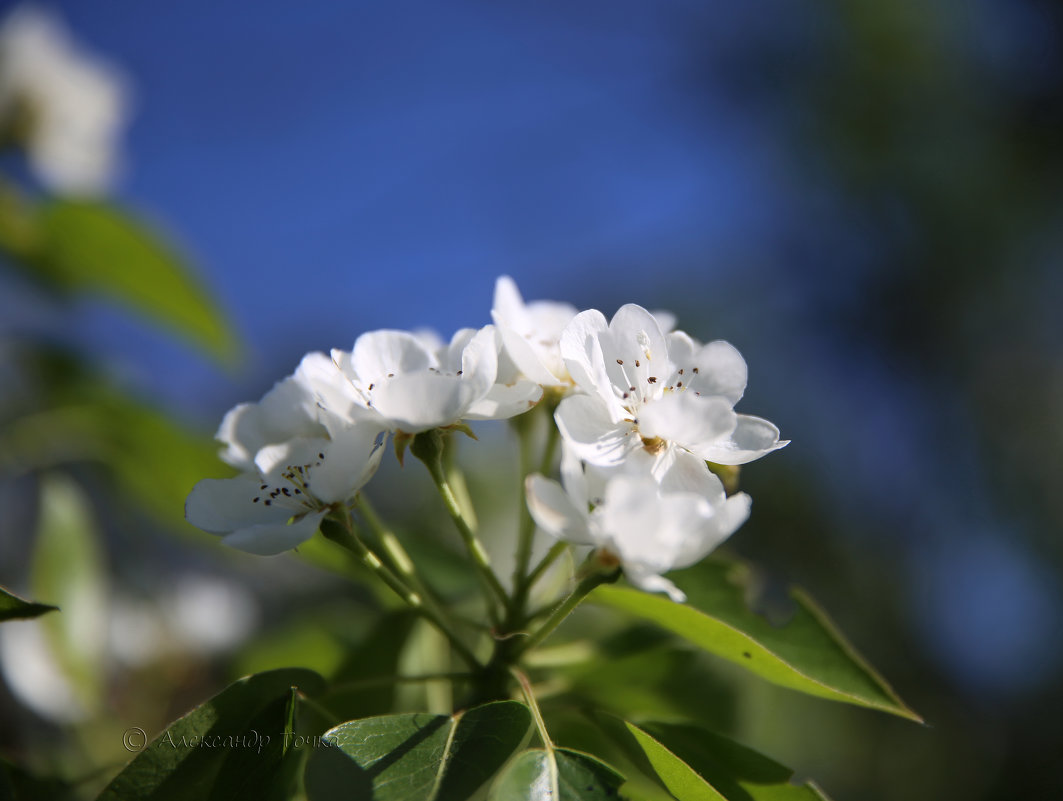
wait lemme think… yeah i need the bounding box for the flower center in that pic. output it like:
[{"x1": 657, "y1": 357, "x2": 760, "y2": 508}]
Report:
[{"x1": 250, "y1": 455, "x2": 325, "y2": 511}]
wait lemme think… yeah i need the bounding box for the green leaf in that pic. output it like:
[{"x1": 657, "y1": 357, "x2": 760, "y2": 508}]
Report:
[
  {"x1": 1, "y1": 383, "x2": 227, "y2": 530},
  {"x1": 601, "y1": 719, "x2": 831, "y2": 801},
  {"x1": 590, "y1": 559, "x2": 920, "y2": 721},
  {"x1": 38, "y1": 200, "x2": 236, "y2": 362},
  {"x1": 638, "y1": 723, "x2": 831, "y2": 801},
  {"x1": 0, "y1": 586, "x2": 57, "y2": 623},
  {"x1": 321, "y1": 610, "x2": 419, "y2": 720},
  {"x1": 489, "y1": 748, "x2": 625, "y2": 800},
  {"x1": 97, "y1": 668, "x2": 325, "y2": 801},
  {"x1": 555, "y1": 632, "x2": 736, "y2": 730},
  {"x1": 31, "y1": 475, "x2": 107, "y2": 715},
  {"x1": 304, "y1": 701, "x2": 532, "y2": 801},
  {"x1": 0, "y1": 756, "x2": 75, "y2": 801}
]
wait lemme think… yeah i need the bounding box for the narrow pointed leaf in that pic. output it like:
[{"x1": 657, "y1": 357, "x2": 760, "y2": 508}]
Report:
[
  {"x1": 601, "y1": 719, "x2": 831, "y2": 801},
  {"x1": 304, "y1": 700, "x2": 532, "y2": 801},
  {"x1": 97, "y1": 668, "x2": 324, "y2": 801},
  {"x1": 0, "y1": 587, "x2": 57, "y2": 623},
  {"x1": 38, "y1": 200, "x2": 236, "y2": 362},
  {"x1": 591, "y1": 559, "x2": 920, "y2": 721},
  {"x1": 489, "y1": 748, "x2": 624, "y2": 800},
  {"x1": 640, "y1": 723, "x2": 831, "y2": 801}
]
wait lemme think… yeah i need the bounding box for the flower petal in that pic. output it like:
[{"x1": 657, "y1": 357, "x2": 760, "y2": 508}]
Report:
[
  {"x1": 692, "y1": 414, "x2": 789, "y2": 465},
  {"x1": 605, "y1": 304, "x2": 672, "y2": 402},
  {"x1": 351, "y1": 330, "x2": 436, "y2": 381},
  {"x1": 624, "y1": 568, "x2": 686, "y2": 603},
  {"x1": 466, "y1": 377, "x2": 543, "y2": 420},
  {"x1": 498, "y1": 326, "x2": 565, "y2": 387},
  {"x1": 638, "y1": 391, "x2": 736, "y2": 447},
  {"x1": 185, "y1": 475, "x2": 289, "y2": 534},
  {"x1": 658, "y1": 449, "x2": 727, "y2": 502},
  {"x1": 221, "y1": 510, "x2": 327, "y2": 555},
  {"x1": 689, "y1": 340, "x2": 748, "y2": 405},
  {"x1": 561, "y1": 309, "x2": 625, "y2": 418},
  {"x1": 308, "y1": 424, "x2": 387, "y2": 503},
  {"x1": 370, "y1": 372, "x2": 477, "y2": 432},
  {"x1": 555, "y1": 394, "x2": 633, "y2": 466},
  {"x1": 457, "y1": 325, "x2": 500, "y2": 401},
  {"x1": 525, "y1": 475, "x2": 595, "y2": 546}
]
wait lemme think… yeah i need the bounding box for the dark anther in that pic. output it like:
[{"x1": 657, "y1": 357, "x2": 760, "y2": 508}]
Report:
[{"x1": 648, "y1": 376, "x2": 657, "y2": 384}]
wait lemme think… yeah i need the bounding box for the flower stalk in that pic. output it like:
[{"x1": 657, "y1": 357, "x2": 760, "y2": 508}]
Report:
[
  {"x1": 411, "y1": 429, "x2": 509, "y2": 620},
  {"x1": 322, "y1": 507, "x2": 481, "y2": 670}
]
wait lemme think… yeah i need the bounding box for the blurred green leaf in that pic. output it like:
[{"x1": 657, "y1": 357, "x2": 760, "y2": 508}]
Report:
[
  {"x1": 304, "y1": 701, "x2": 532, "y2": 801},
  {"x1": 0, "y1": 586, "x2": 57, "y2": 623},
  {"x1": 1, "y1": 384, "x2": 227, "y2": 530},
  {"x1": 591, "y1": 560, "x2": 920, "y2": 721},
  {"x1": 37, "y1": 200, "x2": 236, "y2": 362},
  {"x1": 555, "y1": 633, "x2": 736, "y2": 729},
  {"x1": 31, "y1": 474, "x2": 107, "y2": 716},
  {"x1": 488, "y1": 748, "x2": 624, "y2": 800},
  {"x1": 601, "y1": 718, "x2": 831, "y2": 801},
  {"x1": 0, "y1": 756, "x2": 75, "y2": 801},
  {"x1": 321, "y1": 610, "x2": 419, "y2": 720},
  {"x1": 96, "y1": 668, "x2": 325, "y2": 801}
]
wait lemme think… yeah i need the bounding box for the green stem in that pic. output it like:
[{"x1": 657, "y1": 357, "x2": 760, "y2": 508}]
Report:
[
  {"x1": 412, "y1": 431, "x2": 508, "y2": 620},
  {"x1": 512, "y1": 571, "x2": 613, "y2": 661},
  {"x1": 510, "y1": 414, "x2": 539, "y2": 609},
  {"x1": 525, "y1": 541, "x2": 569, "y2": 592},
  {"x1": 510, "y1": 409, "x2": 562, "y2": 625},
  {"x1": 512, "y1": 668, "x2": 554, "y2": 754},
  {"x1": 354, "y1": 494, "x2": 442, "y2": 607},
  {"x1": 322, "y1": 510, "x2": 481, "y2": 670}
]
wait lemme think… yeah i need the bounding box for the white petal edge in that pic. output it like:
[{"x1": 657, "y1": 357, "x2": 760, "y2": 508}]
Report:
[{"x1": 221, "y1": 510, "x2": 327, "y2": 556}]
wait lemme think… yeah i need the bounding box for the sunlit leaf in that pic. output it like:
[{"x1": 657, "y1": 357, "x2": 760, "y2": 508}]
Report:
[
  {"x1": 489, "y1": 748, "x2": 624, "y2": 800},
  {"x1": 0, "y1": 586, "x2": 57, "y2": 623},
  {"x1": 304, "y1": 701, "x2": 532, "y2": 801},
  {"x1": 600, "y1": 717, "x2": 831, "y2": 801},
  {"x1": 97, "y1": 668, "x2": 325, "y2": 801},
  {"x1": 591, "y1": 559, "x2": 920, "y2": 721},
  {"x1": 38, "y1": 200, "x2": 236, "y2": 362}
]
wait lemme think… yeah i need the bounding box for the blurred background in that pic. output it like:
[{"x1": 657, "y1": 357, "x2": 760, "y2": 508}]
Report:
[{"x1": 1, "y1": 1, "x2": 1061, "y2": 799}]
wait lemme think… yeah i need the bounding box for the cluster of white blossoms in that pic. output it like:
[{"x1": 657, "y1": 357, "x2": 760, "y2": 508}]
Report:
[
  {"x1": 187, "y1": 277, "x2": 787, "y2": 602},
  {"x1": 0, "y1": 5, "x2": 127, "y2": 194}
]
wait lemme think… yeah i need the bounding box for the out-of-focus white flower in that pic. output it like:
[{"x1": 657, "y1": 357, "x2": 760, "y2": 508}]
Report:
[
  {"x1": 556, "y1": 304, "x2": 787, "y2": 471},
  {"x1": 332, "y1": 324, "x2": 541, "y2": 434},
  {"x1": 186, "y1": 353, "x2": 387, "y2": 554},
  {"x1": 492, "y1": 276, "x2": 579, "y2": 388},
  {"x1": 526, "y1": 447, "x2": 751, "y2": 602},
  {"x1": 0, "y1": 5, "x2": 128, "y2": 194}
]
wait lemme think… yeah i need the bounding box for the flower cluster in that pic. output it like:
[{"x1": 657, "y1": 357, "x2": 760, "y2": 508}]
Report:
[
  {"x1": 186, "y1": 276, "x2": 787, "y2": 601},
  {"x1": 0, "y1": 5, "x2": 127, "y2": 194}
]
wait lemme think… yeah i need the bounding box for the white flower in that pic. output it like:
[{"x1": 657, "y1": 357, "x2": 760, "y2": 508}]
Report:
[
  {"x1": 0, "y1": 5, "x2": 127, "y2": 194},
  {"x1": 526, "y1": 447, "x2": 751, "y2": 602},
  {"x1": 332, "y1": 324, "x2": 542, "y2": 434},
  {"x1": 556, "y1": 304, "x2": 787, "y2": 470},
  {"x1": 491, "y1": 276, "x2": 579, "y2": 388},
  {"x1": 186, "y1": 353, "x2": 387, "y2": 555}
]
